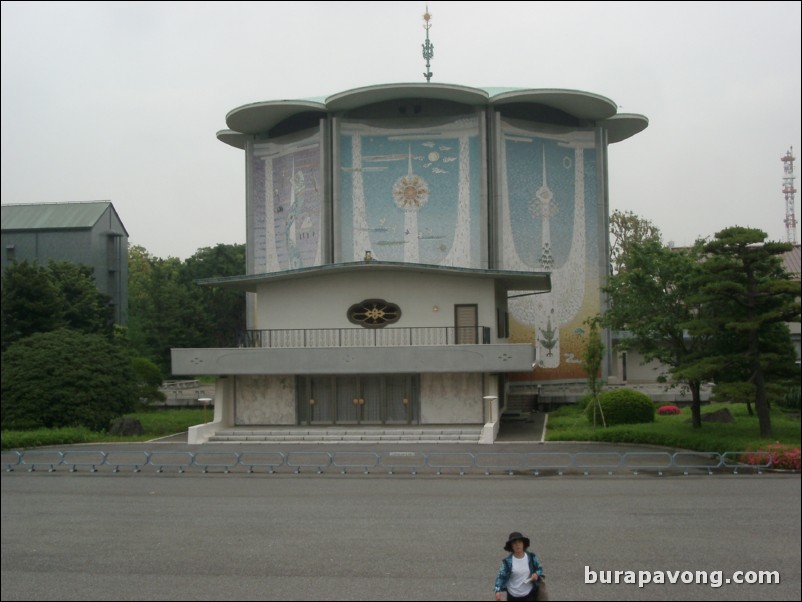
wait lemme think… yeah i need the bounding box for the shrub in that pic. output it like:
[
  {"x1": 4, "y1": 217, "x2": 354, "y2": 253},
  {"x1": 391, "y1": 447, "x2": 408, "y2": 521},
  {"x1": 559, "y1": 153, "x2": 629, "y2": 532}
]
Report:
[
  {"x1": 742, "y1": 444, "x2": 800, "y2": 471},
  {"x1": 1, "y1": 329, "x2": 138, "y2": 431},
  {"x1": 132, "y1": 356, "x2": 166, "y2": 406},
  {"x1": 586, "y1": 389, "x2": 655, "y2": 426},
  {"x1": 657, "y1": 405, "x2": 681, "y2": 415}
]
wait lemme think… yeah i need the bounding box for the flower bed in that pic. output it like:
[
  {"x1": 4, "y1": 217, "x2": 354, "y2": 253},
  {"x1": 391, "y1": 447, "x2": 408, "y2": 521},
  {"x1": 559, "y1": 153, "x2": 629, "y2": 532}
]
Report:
[
  {"x1": 742, "y1": 444, "x2": 801, "y2": 470},
  {"x1": 657, "y1": 405, "x2": 681, "y2": 415}
]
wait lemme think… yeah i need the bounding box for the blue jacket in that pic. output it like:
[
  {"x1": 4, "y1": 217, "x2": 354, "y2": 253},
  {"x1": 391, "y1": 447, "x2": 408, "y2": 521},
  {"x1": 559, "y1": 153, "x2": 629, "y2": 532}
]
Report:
[{"x1": 494, "y1": 550, "x2": 544, "y2": 594}]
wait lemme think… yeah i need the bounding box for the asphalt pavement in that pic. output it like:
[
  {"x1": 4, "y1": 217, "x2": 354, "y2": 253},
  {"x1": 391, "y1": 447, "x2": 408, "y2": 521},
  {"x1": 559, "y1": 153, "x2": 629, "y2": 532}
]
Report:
[
  {"x1": 2, "y1": 467, "x2": 799, "y2": 601},
  {"x1": 2, "y1": 413, "x2": 800, "y2": 601}
]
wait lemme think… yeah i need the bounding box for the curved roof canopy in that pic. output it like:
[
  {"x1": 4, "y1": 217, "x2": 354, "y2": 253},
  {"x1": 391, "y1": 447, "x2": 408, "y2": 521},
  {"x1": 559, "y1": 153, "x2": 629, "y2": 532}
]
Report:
[
  {"x1": 599, "y1": 113, "x2": 650, "y2": 144},
  {"x1": 219, "y1": 83, "x2": 646, "y2": 148},
  {"x1": 196, "y1": 261, "x2": 551, "y2": 294},
  {"x1": 326, "y1": 82, "x2": 489, "y2": 112},
  {"x1": 489, "y1": 88, "x2": 617, "y2": 121},
  {"x1": 225, "y1": 99, "x2": 327, "y2": 135}
]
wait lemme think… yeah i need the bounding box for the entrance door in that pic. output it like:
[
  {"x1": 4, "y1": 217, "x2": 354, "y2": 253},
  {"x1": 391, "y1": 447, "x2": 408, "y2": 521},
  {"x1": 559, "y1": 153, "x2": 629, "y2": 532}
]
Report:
[
  {"x1": 384, "y1": 374, "x2": 416, "y2": 424},
  {"x1": 360, "y1": 375, "x2": 383, "y2": 424},
  {"x1": 335, "y1": 376, "x2": 360, "y2": 424},
  {"x1": 298, "y1": 375, "x2": 419, "y2": 425},
  {"x1": 455, "y1": 304, "x2": 478, "y2": 344},
  {"x1": 303, "y1": 376, "x2": 335, "y2": 424}
]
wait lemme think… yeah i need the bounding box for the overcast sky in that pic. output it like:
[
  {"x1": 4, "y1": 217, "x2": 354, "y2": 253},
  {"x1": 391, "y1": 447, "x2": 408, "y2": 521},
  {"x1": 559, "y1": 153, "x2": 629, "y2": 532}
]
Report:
[{"x1": 2, "y1": 1, "x2": 800, "y2": 260}]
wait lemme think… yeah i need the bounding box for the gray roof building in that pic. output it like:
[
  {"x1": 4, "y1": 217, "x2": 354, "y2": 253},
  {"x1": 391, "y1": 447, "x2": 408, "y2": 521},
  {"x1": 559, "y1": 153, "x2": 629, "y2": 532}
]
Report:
[{"x1": 1, "y1": 201, "x2": 128, "y2": 324}]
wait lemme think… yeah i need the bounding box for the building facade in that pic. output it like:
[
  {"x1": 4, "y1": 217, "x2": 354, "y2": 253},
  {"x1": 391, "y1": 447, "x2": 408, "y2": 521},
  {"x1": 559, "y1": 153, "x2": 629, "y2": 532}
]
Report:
[
  {"x1": 171, "y1": 83, "x2": 647, "y2": 442},
  {"x1": 1, "y1": 201, "x2": 129, "y2": 325}
]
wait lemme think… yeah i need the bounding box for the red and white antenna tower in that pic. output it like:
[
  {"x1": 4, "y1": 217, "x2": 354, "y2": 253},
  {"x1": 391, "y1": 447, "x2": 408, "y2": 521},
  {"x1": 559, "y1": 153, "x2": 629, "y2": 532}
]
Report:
[{"x1": 781, "y1": 148, "x2": 797, "y2": 244}]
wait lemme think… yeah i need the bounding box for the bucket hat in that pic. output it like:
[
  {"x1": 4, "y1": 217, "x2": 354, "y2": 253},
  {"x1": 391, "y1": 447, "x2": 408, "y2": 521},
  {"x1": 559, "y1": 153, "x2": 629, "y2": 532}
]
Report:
[{"x1": 504, "y1": 531, "x2": 531, "y2": 552}]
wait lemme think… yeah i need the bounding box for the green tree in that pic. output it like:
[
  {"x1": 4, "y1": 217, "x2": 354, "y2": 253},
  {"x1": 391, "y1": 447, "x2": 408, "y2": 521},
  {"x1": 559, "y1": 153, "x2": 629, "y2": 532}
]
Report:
[
  {"x1": 1, "y1": 259, "x2": 113, "y2": 350},
  {"x1": 48, "y1": 260, "x2": 113, "y2": 337},
  {"x1": 602, "y1": 240, "x2": 714, "y2": 428},
  {"x1": 127, "y1": 244, "x2": 246, "y2": 374},
  {"x1": 695, "y1": 227, "x2": 800, "y2": 437},
  {"x1": 180, "y1": 243, "x2": 246, "y2": 347},
  {"x1": 580, "y1": 316, "x2": 606, "y2": 426},
  {"x1": 132, "y1": 356, "x2": 166, "y2": 405},
  {"x1": 704, "y1": 321, "x2": 798, "y2": 416},
  {"x1": 1, "y1": 260, "x2": 63, "y2": 350},
  {"x1": 127, "y1": 246, "x2": 212, "y2": 374},
  {"x1": 609, "y1": 209, "x2": 662, "y2": 274},
  {"x1": 1, "y1": 329, "x2": 138, "y2": 431}
]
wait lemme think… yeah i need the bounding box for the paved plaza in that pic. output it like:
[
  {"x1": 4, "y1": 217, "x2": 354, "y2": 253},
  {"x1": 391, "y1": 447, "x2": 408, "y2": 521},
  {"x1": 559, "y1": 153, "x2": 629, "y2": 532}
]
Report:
[{"x1": 2, "y1": 440, "x2": 800, "y2": 601}]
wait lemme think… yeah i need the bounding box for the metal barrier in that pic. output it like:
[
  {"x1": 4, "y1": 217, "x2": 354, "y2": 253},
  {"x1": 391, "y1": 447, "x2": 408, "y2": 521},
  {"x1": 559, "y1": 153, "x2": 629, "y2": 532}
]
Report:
[
  {"x1": 193, "y1": 452, "x2": 239, "y2": 474},
  {"x1": 522, "y1": 452, "x2": 574, "y2": 476},
  {"x1": 1, "y1": 449, "x2": 796, "y2": 476},
  {"x1": 105, "y1": 450, "x2": 150, "y2": 472},
  {"x1": 20, "y1": 450, "x2": 63, "y2": 472},
  {"x1": 237, "y1": 451, "x2": 286, "y2": 474},
  {"x1": 62, "y1": 450, "x2": 106, "y2": 472},
  {"x1": 475, "y1": 452, "x2": 522, "y2": 475},
  {"x1": 574, "y1": 452, "x2": 622, "y2": 476},
  {"x1": 425, "y1": 452, "x2": 474, "y2": 475},
  {"x1": 379, "y1": 451, "x2": 425, "y2": 475},
  {"x1": 331, "y1": 451, "x2": 380, "y2": 474},
  {"x1": 721, "y1": 451, "x2": 772, "y2": 474},
  {"x1": 149, "y1": 451, "x2": 194, "y2": 473},
  {"x1": 621, "y1": 452, "x2": 673, "y2": 476},
  {"x1": 286, "y1": 451, "x2": 332, "y2": 474},
  {"x1": 673, "y1": 451, "x2": 722, "y2": 475},
  {"x1": 3, "y1": 451, "x2": 22, "y2": 472}
]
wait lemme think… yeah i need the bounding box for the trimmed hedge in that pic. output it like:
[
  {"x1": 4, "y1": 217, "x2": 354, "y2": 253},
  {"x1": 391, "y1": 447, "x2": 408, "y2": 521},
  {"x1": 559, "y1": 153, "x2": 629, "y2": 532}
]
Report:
[
  {"x1": 586, "y1": 389, "x2": 655, "y2": 426},
  {"x1": 1, "y1": 329, "x2": 138, "y2": 431}
]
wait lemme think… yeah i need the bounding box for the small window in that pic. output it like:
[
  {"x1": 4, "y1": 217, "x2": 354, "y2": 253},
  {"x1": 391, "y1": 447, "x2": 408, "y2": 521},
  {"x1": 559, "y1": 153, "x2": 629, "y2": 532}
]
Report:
[
  {"x1": 347, "y1": 299, "x2": 401, "y2": 328},
  {"x1": 6, "y1": 245, "x2": 15, "y2": 262}
]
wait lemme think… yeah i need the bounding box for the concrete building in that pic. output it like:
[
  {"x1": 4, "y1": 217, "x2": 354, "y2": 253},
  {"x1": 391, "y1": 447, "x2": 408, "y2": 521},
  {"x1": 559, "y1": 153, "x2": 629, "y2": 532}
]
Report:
[
  {"x1": 171, "y1": 83, "x2": 648, "y2": 443},
  {"x1": 1, "y1": 201, "x2": 128, "y2": 325}
]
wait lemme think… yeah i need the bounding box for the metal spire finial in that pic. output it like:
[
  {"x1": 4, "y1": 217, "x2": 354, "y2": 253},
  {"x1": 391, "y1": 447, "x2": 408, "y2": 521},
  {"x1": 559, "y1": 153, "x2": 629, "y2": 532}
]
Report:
[{"x1": 422, "y1": 5, "x2": 434, "y2": 82}]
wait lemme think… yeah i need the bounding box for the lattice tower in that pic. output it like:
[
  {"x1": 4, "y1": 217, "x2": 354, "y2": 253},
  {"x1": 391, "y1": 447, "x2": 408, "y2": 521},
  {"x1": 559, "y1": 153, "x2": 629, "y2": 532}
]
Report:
[{"x1": 781, "y1": 148, "x2": 797, "y2": 244}]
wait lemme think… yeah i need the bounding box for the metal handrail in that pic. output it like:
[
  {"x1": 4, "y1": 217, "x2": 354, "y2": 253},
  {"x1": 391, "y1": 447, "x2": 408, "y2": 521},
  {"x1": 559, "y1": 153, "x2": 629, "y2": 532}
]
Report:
[{"x1": 240, "y1": 326, "x2": 492, "y2": 348}]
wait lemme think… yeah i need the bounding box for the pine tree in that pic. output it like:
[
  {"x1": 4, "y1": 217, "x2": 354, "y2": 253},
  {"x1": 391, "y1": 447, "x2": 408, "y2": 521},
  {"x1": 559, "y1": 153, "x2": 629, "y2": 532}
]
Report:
[{"x1": 696, "y1": 227, "x2": 800, "y2": 437}]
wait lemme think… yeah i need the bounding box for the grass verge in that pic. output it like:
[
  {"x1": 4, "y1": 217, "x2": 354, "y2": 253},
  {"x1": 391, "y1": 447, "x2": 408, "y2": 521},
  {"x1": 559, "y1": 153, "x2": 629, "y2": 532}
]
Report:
[
  {"x1": 1, "y1": 409, "x2": 206, "y2": 450},
  {"x1": 546, "y1": 402, "x2": 801, "y2": 454}
]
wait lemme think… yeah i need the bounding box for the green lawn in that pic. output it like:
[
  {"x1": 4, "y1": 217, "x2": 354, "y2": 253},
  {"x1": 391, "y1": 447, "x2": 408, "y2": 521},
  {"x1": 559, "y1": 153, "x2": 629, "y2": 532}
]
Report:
[
  {"x1": 2, "y1": 404, "x2": 800, "y2": 456},
  {"x1": 546, "y1": 402, "x2": 801, "y2": 454},
  {"x1": 1, "y1": 409, "x2": 206, "y2": 450}
]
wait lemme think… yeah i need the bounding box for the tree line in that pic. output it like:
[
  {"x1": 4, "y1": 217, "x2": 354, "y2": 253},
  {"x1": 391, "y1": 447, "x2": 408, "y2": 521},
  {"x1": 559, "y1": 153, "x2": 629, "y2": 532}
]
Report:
[
  {"x1": 126, "y1": 243, "x2": 246, "y2": 374},
  {"x1": 1, "y1": 243, "x2": 245, "y2": 432}
]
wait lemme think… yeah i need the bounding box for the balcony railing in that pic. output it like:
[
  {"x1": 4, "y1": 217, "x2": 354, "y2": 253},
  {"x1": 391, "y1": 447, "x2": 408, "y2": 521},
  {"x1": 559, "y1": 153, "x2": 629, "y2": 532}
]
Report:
[{"x1": 240, "y1": 326, "x2": 492, "y2": 348}]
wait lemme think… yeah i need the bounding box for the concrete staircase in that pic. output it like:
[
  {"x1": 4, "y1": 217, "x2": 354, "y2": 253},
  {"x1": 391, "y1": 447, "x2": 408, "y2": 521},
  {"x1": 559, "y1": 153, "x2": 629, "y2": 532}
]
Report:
[{"x1": 207, "y1": 426, "x2": 483, "y2": 444}]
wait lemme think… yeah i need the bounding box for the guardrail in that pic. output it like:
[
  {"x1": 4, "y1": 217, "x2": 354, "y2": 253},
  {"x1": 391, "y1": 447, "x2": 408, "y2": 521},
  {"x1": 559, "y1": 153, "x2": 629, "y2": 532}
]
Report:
[
  {"x1": 241, "y1": 326, "x2": 492, "y2": 348},
  {"x1": 1, "y1": 450, "x2": 787, "y2": 476}
]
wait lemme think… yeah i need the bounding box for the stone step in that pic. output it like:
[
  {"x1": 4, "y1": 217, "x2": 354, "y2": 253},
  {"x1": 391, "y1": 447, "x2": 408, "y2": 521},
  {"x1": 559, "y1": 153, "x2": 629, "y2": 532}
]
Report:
[{"x1": 207, "y1": 427, "x2": 482, "y2": 444}]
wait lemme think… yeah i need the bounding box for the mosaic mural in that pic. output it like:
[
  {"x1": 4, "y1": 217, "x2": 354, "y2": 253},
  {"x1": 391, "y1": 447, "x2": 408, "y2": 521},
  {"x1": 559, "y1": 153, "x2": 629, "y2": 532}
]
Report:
[
  {"x1": 337, "y1": 116, "x2": 483, "y2": 268},
  {"x1": 499, "y1": 121, "x2": 602, "y2": 378},
  {"x1": 250, "y1": 131, "x2": 323, "y2": 273}
]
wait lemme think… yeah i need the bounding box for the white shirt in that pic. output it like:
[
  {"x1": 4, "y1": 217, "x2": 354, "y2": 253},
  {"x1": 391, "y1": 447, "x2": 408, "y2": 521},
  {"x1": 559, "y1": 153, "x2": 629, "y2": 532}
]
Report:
[{"x1": 507, "y1": 553, "x2": 533, "y2": 597}]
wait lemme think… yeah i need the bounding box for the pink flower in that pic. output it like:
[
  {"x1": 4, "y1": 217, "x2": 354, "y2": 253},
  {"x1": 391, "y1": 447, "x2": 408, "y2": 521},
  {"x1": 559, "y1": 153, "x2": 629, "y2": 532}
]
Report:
[
  {"x1": 657, "y1": 405, "x2": 681, "y2": 415},
  {"x1": 743, "y1": 444, "x2": 801, "y2": 470}
]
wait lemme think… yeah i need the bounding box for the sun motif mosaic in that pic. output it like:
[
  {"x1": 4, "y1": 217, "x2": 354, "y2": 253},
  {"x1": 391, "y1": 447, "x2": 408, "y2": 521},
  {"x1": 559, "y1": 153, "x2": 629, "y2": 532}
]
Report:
[{"x1": 392, "y1": 174, "x2": 429, "y2": 210}]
